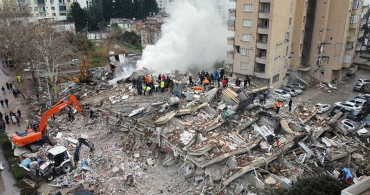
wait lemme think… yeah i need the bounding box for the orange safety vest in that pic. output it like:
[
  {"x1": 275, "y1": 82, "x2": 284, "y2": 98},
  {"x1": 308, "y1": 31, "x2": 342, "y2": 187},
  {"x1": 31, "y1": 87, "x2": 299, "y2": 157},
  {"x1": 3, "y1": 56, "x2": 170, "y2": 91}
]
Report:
[{"x1": 204, "y1": 78, "x2": 209, "y2": 84}]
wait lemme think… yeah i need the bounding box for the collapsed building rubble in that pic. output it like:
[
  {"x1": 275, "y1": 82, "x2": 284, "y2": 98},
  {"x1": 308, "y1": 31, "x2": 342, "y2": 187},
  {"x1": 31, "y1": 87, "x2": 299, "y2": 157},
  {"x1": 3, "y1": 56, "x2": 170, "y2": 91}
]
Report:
[{"x1": 16, "y1": 71, "x2": 370, "y2": 194}]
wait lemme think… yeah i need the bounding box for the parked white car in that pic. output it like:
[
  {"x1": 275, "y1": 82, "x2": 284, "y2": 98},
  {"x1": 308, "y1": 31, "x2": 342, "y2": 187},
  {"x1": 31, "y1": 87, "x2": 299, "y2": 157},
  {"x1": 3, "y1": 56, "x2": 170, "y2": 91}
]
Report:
[
  {"x1": 348, "y1": 98, "x2": 367, "y2": 107},
  {"x1": 314, "y1": 103, "x2": 331, "y2": 114},
  {"x1": 271, "y1": 89, "x2": 291, "y2": 100},
  {"x1": 285, "y1": 85, "x2": 303, "y2": 95},
  {"x1": 340, "y1": 119, "x2": 360, "y2": 131},
  {"x1": 334, "y1": 101, "x2": 361, "y2": 111},
  {"x1": 356, "y1": 79, "x2": 370, "y2": 85}
]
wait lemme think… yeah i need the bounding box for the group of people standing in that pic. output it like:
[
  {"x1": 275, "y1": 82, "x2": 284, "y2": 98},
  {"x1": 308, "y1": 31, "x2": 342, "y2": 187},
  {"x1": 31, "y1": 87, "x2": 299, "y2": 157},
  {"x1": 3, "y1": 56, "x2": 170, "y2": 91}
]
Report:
[
  {"x1": 132, "y1": 74, "x2": 174, "y2": 96},
  {"x1": 0, "y1": 81, "x2": 23, "y2": 129}
]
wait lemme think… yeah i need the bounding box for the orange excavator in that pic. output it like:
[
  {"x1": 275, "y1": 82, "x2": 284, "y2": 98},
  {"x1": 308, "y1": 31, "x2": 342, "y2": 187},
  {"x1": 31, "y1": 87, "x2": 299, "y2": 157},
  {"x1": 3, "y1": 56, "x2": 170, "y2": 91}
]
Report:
[{"x1": 12, "y1": 94, "x2": 83, "y2": 152}]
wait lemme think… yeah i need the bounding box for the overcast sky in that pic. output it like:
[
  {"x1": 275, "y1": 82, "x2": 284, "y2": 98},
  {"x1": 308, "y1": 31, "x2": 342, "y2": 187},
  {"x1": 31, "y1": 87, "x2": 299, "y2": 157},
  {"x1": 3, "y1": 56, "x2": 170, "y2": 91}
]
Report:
[{"x1": 366, "y1": 0, "x2": 370, "y2": 5}]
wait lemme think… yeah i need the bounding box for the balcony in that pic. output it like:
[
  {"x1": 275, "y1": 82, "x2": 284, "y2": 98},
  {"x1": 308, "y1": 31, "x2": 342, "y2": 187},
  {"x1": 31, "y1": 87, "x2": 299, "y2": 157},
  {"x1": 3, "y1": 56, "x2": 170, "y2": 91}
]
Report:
[
  {"x1": 361, "y1": 18, "x2": 366, "y2": 26},
  {"x1": 260, "y1": 0, "x2": 271, "y2": 2},
  {"x1": 258, "y1": 12, "x2": 270, "y2": 19},
  {"x1": 255, "y1": 72, "x2": 269, "y2": 79},
  {"x1": 227, "y1": 37, "x2": 234, "y2": 45},
  {"x1": 256, "y1": 41, "x2": 268, "y2": 49},
  {"x1": 229, "y1": 9, "x2": 235, "y2": 17},
  {"x1": 229, "y1": 0, "x2": 235, "y2": 2},
  {"x1": 256, "y1": 56, "x2": 267, "y2": 64},
  {"x1": 347, "y1": 35, "x2": 357, "y2": 42},
  {"x1": 227, "y1": 50, "x2": 234, "y2": 59},
  {"x1": 297, "y1": 65, "x2": 310, "y2": 71},
  {"x1": 59, "y1": 2, "x2": 66, "y2": 6},
  {"x1": 59, "y1": 5, "x2": 66, "y2": 11},
  {"x1": 39, "y1": 9, "x2": 46, "y2": 12},
  {"x1": 18, "y1": 2, "x2": 28, "y2": 6},
  {"x1": 228, "y1": 20, "x2": 235, "y2": 31},
  {"x1": 349, "y1": 22, "x2": 358, "y2": 29},
  {"x1": 257, "y1": 26, "x2": 269, "y2": 34},
  {"x1": 345, "y1": 46, "x2": 354, "y2": 51}
]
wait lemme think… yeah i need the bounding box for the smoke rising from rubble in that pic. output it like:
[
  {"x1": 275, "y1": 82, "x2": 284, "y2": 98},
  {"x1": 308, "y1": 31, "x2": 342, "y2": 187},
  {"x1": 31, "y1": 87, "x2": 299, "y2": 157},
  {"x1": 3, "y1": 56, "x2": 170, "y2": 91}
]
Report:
[{"x1": 136, "y1": 0, "x2": 228, "y2": 73}]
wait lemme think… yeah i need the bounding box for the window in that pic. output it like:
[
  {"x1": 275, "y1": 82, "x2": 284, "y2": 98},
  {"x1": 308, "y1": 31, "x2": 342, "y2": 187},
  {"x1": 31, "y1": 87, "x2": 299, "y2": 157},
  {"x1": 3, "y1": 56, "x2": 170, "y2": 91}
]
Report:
[
  {"x1": 240, "y1": 48, "x2": 250, "y2": 56},
  {"x1": 346, "y1": 42, "x2": 354, "y2": 50},
  {"x1": 52, "y1": 13, "x2": 56, "y2": 16},
  {"x1": 242, "y1": 34, "x2": 251, "y2": 42},
  {"x1": 303, "y1": 16, "x2": 306, "y2": 24},
  {"x1": 244, "y1": 4, "x2": 253, "y2": 12},
  {"x1": 60, "y1": 12, "x2": 66, "y2": 15},
  {"x1": 352, "y1": 0, "x2": 360, "y2": 9},
  {"x1": 240, "y1": 62, "x2": 248, "y2": 70},
  {"x1": 50, "y1": 0, "x2": 54, "y2": 3},
  {"x1": 243, "y1": 19, "x2": 252, "y2": 27},
  {"x1": 260, "y1": 3, "x2": 270, "y2": 13},
  {"x1": 304, "y1": 1, "x2": 308, "y2": 9},
  {"x1": 350, "y1": 15, "x2": 359, "y2": 24},
  {"x1": 289, "y1": 18, "x2": 292, "y2": 25},
  {"x1": 255, "y1": 63, "x2": 265, "y2": 73},
  {"x1": 300, "y1": 44, "x2": 303, "y2": 50},
  {"x1": 259, "y1": 19, "x2": 269, "y2": 28},
  {"x1": 343, "y1": 55, "x2": 352, "y2": 63},
  {"x1": 258, "y1": 49, "x2": 267, "y2": 58},
  {"x1": 273, "y1": 74, "x2": 280, "y2": 83}
]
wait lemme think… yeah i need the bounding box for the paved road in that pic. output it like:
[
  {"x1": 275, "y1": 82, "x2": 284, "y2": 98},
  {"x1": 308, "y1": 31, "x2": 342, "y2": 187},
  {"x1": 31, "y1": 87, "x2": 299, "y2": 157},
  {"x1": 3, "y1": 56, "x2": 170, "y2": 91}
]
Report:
[
  {"x1": 294, "y1": 69, "x2": 370, "y2": 106},
  {"x1": 0, "y1": 65, "x2": 22, "y2": 195}
]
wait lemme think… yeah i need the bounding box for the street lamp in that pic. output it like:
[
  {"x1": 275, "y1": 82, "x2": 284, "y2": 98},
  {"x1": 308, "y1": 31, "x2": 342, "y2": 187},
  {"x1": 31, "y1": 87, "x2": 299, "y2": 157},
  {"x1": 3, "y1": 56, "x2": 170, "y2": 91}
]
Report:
[{"x1": 24, "y1": 68, "x2": 52, "y2": 108}]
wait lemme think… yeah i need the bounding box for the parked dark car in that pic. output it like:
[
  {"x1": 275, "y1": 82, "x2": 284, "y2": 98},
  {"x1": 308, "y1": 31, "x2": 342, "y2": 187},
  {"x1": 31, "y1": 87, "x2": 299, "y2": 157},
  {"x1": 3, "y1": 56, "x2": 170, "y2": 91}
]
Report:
[
  {"x1": 346, "y1": 110, "x2": 365, "y2": 121},
  {"x1": 329, "y1": 106, "x2": 346, "y2": 117},
  {"x1": 364, "y1": 114, "x2": 370, "y2": 126}
]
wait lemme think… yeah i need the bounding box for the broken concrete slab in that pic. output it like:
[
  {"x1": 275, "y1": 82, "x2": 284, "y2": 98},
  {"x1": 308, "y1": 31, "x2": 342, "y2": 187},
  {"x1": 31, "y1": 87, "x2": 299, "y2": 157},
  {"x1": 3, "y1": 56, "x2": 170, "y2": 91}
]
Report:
[{"x1": 155, "y1": 111, "x2": 177, "y2": 125}]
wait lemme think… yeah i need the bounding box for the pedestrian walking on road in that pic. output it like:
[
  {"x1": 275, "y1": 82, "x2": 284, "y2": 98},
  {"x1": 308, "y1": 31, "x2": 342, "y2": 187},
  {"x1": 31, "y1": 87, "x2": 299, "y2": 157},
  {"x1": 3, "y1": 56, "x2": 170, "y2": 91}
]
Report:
[
  {"x1": 1, "y1": 86, "x2": 5, "y2": 95},
  {"x1": 4, "y1": 98, "x2": 9, "y2": 107},
  {"x1": 5, "y1": 82, "x2": 9, "y2": 91},
  {"x1": 4, "y1": 114, "x2": 9, "y2": 124},
  {"x1": 17, "y1": 109, "x2": 21, "y2": 118},
  {"x1": 289, "y1": 98, "x2": 293, "y2": 111},
  {"x1": 16, "y1": 115, "x2": 20, "y2": 126},
  {"x1": 11, "y1": 114, "x2": 16, "y2": 124},
  {"x1": 0, "y1": 99, "x2": 3, "y2": 107}
]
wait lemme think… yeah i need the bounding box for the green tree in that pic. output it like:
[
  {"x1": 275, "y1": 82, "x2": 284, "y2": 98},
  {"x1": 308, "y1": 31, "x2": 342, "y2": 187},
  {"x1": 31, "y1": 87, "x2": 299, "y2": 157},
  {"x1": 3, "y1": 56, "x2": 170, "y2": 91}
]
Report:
[
  {"x1": 86, "y1": 5, "x2": 104, "y2": 31},
  {"x1": 68, "y1": 2, "x2": 87, "y2": 32}
]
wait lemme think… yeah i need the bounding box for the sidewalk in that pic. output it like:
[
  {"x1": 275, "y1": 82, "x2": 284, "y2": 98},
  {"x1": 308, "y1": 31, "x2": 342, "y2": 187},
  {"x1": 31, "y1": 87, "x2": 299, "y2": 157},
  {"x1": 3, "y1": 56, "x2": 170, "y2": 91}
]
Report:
[{"x1": 0, "y1": 65, "x2": 22, "y2": 195}]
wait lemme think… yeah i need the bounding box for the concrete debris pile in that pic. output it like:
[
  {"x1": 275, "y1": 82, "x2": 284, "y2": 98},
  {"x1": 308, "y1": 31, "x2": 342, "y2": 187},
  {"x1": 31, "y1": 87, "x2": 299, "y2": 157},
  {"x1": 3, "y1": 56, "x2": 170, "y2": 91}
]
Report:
[{"x1": 19, "y1": 73, "x2": 370, "y2": 195}]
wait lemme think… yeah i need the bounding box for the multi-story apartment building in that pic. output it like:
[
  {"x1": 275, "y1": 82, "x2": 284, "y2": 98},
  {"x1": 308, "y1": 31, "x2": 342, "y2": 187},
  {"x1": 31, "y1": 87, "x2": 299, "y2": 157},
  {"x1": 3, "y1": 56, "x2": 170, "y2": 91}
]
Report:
[
  {"x1": 305, "y1": 0, "x2": 364, "y2": 82},
  {"x1": 0, "y1": 0, "x2": 92, "y2": 21},
  {"x1": 228, "y1": 0, "x2": 295, "y2": 87},
  {"x1": 229, "y1": 0, "x2": 366, "y2": 86}
]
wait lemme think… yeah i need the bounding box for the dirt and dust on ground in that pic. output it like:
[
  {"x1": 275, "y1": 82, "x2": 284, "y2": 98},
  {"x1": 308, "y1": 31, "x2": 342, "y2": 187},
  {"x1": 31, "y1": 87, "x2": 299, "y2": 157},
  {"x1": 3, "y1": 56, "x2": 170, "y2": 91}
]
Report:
[{"x1": 8, "y1": 66, "x2": 370, "y2": 195}]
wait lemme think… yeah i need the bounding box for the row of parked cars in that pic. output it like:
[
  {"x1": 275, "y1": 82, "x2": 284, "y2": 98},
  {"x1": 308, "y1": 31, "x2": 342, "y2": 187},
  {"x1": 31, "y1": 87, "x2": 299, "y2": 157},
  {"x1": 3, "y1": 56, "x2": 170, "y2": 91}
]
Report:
[
  {"x1": 314, "y1": 94, "x2": 370, "y2": 136},
  {"x1": 353, "y1": 78, "x2": 370, "y2": 92},
  {"x1": 270, "y1": 83, "x2": 307, "y2": 100}
]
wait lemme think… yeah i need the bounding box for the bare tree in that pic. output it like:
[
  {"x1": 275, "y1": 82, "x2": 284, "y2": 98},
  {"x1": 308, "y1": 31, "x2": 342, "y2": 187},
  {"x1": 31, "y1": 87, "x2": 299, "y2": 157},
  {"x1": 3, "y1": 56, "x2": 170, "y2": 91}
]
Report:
[{"x1": 25, "y1": 23, "x2": 73, "y2": 95}]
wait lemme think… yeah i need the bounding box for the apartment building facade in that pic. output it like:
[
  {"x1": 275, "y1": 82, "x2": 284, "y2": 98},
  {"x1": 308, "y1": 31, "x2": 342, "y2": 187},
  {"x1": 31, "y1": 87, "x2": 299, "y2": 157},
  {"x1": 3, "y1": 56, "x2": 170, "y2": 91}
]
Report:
[
  {"x1": 305, "y1": 0, "x2": 364, "y2": 82},
  {"x1": 228, "y1": 0, "x2": 295, "y2": 87},
  {"x1": 0, "y1": 0, "x2": 92, "y2": 21},
  {"x1": 228, "y1": 0, "x2": 365, "y2": 86}
]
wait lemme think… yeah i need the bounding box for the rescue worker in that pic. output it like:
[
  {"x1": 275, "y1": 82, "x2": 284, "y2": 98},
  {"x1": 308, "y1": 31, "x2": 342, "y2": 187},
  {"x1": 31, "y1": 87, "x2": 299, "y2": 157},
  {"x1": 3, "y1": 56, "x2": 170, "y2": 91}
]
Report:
[
  {"x1": 4, "y1": 113, "x2": 9, "y2": 124},
  {"x1": 274, "y1": 101, "x2": 281, "y2": 114},
  {"x1": 204, "y1": 77, "x2": 210, "y2": 91},
  {"x1": 16, "y1": 115, "x2": 20, "y2": 126},
  {"x1": 160, "y1": 80, "x2": 165, "y2": 93},
  {"x1": 17, "y1": 75, "x2": 22, "y2": 83},
  {"x1": 17, "y1": 109, "x2": 21, "y2": 118}
]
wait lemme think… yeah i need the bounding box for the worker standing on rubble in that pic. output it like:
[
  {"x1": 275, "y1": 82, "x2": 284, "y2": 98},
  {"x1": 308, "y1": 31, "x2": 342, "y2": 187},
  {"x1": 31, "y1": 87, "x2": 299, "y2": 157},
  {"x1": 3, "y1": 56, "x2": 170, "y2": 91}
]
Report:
[
  {"x1": 244, "y1": 78, "x2": 248, "y2": 90},
  {"x1": 289, "y1": 98, "x2": 293, "y2": 111},
  {"x1": 17, "y1": 75, "x2": 22, "y2": 83},
  {"x1": 204, "y1": 77, "x2": 210, "y2": 91},
  {"x1": 160, "y1": 80, "x2": 165, "y2": 93},
  {"x1": 132, "y1": 78, "x2": 136, "y2": 89},
  {"x1": 235, "y1": 77, "x2": 240, "y2": 87},
  {"x1": 340, "y1": 168, "x2": 354, "y2": 185},
  {"x1": 259, "y1": 94, "x2": 265, "y2": 105},
  {"x1": 189, "y1": 75, "x2": 193, "y2": 86},
  {"x1": 274, "y1": 101, "x2": 281, "y2": 113}
]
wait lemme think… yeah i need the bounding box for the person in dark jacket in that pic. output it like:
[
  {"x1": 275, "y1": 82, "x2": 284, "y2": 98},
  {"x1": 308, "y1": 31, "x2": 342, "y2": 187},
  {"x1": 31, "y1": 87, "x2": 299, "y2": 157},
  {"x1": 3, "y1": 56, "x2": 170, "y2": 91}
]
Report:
[
  {"x1": 4, "y1": 114, "x2": 9, "y2": 124},
  {"x1": 4, "y1": 98, "x2": 9, "y2": 107},
  {"x1": 17, "y1": 109, "x2": 21, "y2": 118}
]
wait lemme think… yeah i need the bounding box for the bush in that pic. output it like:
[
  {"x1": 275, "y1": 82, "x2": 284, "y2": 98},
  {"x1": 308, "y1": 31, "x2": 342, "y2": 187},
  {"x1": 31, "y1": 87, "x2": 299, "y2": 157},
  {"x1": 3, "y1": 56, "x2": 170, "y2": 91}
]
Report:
[
  {"x1": 16, "y1": 180, "x2": 38, "y2": 195},
  {"x1": 273, "y1": 176, "x2": 347, "y2": 195}
]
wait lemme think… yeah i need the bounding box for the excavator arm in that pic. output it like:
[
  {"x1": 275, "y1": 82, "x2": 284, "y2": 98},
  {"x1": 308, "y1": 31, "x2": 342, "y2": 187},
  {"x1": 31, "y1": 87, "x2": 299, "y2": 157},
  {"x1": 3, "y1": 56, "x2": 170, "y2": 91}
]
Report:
[
  {"x1": 74, "y1": 138, "x2": 94, "y2": 162},
  {"x1": 38, "y1": 94, "x2": 83, "y2": 135}
]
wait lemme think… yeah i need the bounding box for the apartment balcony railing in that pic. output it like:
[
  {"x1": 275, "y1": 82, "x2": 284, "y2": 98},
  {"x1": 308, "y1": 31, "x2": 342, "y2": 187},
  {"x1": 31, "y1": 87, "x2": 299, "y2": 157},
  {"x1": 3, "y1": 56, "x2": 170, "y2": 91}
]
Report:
[
  {"x1": 349, "y1": 22, "x2": 358, "y2": 29},
  {"x1": 39, "y1": 9, "x2": 46, "y2": 12},
  {"x1": 297, "y1": 65, "x2": 310, "y2": 71},
  {"x1": 229, "y1": 9, "x2": 235, "y2": 17},
  {"x1": 18, "y1": 2, "x2": 29, "y2": 6},
  {"x1": 258, "y1": 12, "x2": 270, "y2": 19},
  {"x1": 59, "y1": 2, "x2": 65, "y2": 6},
  {"x1": 257, "y1": 41, "x2": 268, "y2": 49},
  {"x1": 256, "y1": 56, "x2": 268, "y2": 64},
  {"x1": 227, "y1": 50, "x2": 234, "y2": 59},
  {"x1": 345, "y1": 46, "x2": 354, "y2": 51},
  {"x1": 260, "y1": 0, "x2": 271, "y2": 2},
  {"x1": 257, "y1": 26, "x2": 269, "y2": 34},
  {"x1": 37, "y1": 1, "x2": 45, "y2": 5},
  {"x1": 254, "y1": 71, "x2": 269, "y2": 79},
  {"x1": 228, "y1": 20, "x2": 235, "y2": 31},
  {"x1": 227, "y1": 37, "x2": 234, "y2": 45}
]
